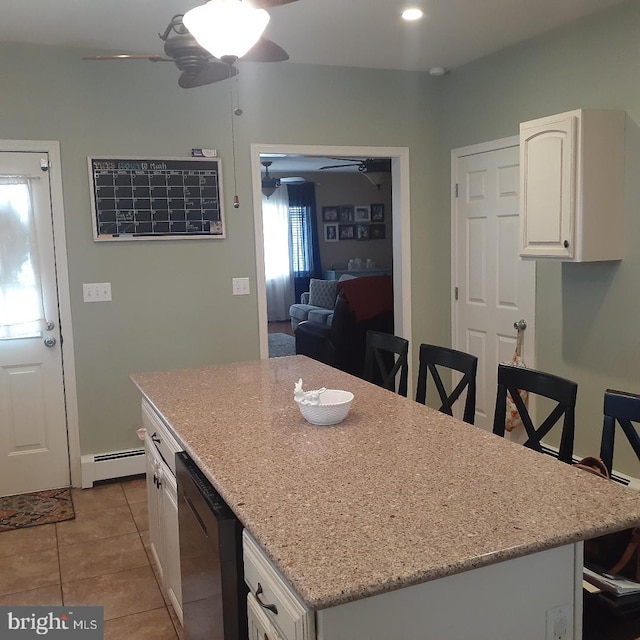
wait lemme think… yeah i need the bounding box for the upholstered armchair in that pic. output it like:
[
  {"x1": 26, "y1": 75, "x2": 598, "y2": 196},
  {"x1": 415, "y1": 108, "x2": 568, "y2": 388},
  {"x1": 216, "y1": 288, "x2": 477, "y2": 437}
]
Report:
[{"x1": 294, "y1": 275, "x2": 394, "y2": 378}]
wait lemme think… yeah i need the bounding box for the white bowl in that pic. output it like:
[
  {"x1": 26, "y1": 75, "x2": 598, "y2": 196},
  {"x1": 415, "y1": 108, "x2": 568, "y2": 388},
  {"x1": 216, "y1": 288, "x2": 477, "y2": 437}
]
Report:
[{"x1": 295, "y1": 389, "x2": 354, "y2": 426}]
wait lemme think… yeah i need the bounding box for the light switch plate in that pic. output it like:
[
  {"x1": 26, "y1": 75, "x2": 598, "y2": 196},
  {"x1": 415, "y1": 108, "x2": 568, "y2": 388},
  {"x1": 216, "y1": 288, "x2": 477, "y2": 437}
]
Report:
[
  {"x1": 83, "y1": 282, "x2": 112, "y2": 302},
  {"x1": 232, "y1": 277, "x2": 250, "y2": 295}
]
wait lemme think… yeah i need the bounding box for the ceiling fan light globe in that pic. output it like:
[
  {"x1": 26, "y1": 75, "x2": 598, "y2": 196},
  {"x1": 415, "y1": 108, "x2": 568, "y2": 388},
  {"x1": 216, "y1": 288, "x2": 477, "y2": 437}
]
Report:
[
  {"x1": 262, "y1": 185, "x2": 278, "y2": 198},
  {"x1": 183, "y1": 0, "x2": 270, "y2": 60},
  {"x1": 364, "y1": 171, "x2": 388, "y2": 189}
]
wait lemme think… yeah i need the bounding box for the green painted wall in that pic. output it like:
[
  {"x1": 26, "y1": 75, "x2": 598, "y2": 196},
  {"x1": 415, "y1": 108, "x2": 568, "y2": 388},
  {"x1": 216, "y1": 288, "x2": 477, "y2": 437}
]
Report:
[
  {"x1": 440, "y1": 0, "x2": 640, "y2": 473},
  {"x1": 0, "y1": 44, "x2": 443, "y2": 456},
  {"x1": 5, "y1": 0, "x2": 638, "y2": 476}
]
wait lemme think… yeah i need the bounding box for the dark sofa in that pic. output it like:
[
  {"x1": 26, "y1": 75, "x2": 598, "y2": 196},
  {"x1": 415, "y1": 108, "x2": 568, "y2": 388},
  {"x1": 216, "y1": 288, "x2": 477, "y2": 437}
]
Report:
[{"x1": 294, "y1": 275, "x2": 394, "y2": 378}]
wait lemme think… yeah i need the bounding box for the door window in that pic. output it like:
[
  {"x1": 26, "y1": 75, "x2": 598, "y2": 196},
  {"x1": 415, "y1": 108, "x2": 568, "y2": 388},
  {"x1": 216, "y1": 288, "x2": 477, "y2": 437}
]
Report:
[{"x1": 0, "y1": 177, "x2": 45, "y2": 339}]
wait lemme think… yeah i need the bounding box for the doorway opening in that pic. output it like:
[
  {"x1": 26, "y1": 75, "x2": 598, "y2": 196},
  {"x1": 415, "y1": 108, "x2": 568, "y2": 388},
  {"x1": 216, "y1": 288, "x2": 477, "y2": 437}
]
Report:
[{"x1": 251, "y1": 144, "x2": 412, "y2": 374}]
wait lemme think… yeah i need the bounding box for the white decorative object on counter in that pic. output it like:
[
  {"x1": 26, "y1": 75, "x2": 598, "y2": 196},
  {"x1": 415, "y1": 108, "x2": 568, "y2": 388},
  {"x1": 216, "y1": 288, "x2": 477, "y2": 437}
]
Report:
[{"x1": 294, "y1": 379, "x2": 353, "y2": 426}]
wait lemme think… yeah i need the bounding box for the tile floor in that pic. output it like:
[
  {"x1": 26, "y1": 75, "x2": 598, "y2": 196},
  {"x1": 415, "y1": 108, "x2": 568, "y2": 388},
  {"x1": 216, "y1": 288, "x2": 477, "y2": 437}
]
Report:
[{"x1": 0, "y1": 476, "x2": 182, "y2": 640}]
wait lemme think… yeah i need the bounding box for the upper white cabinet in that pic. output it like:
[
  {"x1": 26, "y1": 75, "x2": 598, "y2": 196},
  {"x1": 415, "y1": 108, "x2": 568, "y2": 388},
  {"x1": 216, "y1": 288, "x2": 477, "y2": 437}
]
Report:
[{"x1": 519, "y1": 108, "x2": 625, "y2": 261}]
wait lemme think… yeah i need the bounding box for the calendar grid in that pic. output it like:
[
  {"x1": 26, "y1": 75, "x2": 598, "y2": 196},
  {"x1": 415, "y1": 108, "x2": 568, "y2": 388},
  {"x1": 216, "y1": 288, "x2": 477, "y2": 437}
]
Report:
[{"x1": 89, "y1": 157, "x2": 225, "y2": 241}]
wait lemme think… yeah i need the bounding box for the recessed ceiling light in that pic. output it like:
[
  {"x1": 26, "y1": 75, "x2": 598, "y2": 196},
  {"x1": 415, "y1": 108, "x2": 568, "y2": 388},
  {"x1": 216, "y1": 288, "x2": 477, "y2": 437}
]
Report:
[{"x1": 402, "y1": 7, "x2": 424, "y2": 21}]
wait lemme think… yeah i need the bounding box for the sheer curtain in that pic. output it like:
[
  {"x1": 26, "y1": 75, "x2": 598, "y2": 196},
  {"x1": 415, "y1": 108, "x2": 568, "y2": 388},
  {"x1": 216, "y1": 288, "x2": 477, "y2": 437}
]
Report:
[
  {"x1": 0, "y1": 176, "x2": 46, "y2": 339},
  {"x1": 263, "y1": 187, "x2": 294, "y2": 322}
]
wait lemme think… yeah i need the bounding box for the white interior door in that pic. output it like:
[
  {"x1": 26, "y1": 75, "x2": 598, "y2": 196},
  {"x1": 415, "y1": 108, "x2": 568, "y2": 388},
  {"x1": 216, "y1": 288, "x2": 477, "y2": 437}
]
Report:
[
  {"x1": 0, "y1": 150, "x2": 70, "y2": 496},
  {"x1": 452, "y1": 139, "x2": 536, "y2": 432}
]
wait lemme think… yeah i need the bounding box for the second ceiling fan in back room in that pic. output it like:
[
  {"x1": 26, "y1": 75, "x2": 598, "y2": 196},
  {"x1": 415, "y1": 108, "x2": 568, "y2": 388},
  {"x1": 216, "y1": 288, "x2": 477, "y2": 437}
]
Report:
[
  {"x1": 261, "y1": 161, "x2": 305, "y2": 199},
  {"x1": 319, "y1": 158, "x2": 392, "y2": 190},
  {"x1": 83, "y1": 0, "x2": 298, "y2": 88}
]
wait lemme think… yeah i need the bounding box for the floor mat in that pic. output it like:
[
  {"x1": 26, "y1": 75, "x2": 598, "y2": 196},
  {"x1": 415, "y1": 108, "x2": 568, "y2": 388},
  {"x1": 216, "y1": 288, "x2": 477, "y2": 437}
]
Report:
[
  {"x1": 0, "y1": 487, "x2": 75, "y2": 532},
  {"x1": 268, "y1": 332, "x2": 296, "y2": 358}
]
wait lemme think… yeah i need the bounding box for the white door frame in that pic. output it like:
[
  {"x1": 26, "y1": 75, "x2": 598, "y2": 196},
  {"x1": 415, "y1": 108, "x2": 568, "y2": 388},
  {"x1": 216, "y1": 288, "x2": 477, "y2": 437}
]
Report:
[
  {"x1": 0, "y1": 139, "x2": 81, "y2": 488},
  {"x1": 251, "y1": 143, "x2": 412, "y2": 372}
]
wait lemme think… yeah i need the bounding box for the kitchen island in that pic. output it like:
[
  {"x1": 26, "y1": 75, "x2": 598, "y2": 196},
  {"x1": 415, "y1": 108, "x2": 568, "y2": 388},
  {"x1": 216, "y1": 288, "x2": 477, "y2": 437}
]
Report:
[{"x1": 132, "y1": 356, "x2": 640, "y2": 640}]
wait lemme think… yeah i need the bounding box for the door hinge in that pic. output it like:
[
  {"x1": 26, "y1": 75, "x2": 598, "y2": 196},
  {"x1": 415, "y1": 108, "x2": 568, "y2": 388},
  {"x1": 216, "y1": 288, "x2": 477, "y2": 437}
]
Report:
[
  {"x1": 455, "y1": 183, "x2": 459, "y2": 197},
  {"x1": 454, "y1": 286, "x2": 459, "y2": 300},
  {"x1": 40, "y1": 158, "x2": 51, "y2": 172}
]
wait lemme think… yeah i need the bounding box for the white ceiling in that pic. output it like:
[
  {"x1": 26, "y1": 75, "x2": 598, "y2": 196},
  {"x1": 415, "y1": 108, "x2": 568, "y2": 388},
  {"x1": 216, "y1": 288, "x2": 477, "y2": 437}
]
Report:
[
  {"x1": 2, "y1": 0, "x2": 625, "y2": 173},
  {"x1": 1, "y1": 0, "x2": 626, "y2": 73}
]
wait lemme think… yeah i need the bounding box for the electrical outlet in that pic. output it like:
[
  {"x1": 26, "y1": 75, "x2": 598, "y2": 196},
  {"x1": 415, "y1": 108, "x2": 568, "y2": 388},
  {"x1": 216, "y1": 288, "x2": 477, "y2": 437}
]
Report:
[
  {"x1": 232, "y1": 277, "x2": 250, "y2": 296},
  {"x1": 546, "y1": 605, "x2": 572, "y2": 640},
  {"x1": 83, "y1": 282, "x2": 112, "y2": 302}
]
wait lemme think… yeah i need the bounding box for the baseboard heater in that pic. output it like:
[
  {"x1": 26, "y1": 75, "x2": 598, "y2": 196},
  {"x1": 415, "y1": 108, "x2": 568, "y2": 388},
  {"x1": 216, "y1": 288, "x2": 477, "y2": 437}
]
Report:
[{"x1": 81, "y1": 448, "x2": 146, "y2": 488}]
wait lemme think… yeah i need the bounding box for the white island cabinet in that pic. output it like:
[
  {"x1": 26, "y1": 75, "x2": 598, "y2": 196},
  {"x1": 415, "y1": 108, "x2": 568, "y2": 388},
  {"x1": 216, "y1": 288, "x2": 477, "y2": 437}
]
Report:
[
  {"x1": 142, "y1": 399, "x2": 183, "y2": 623},
  {"x1": 519, "y1": 108, "x2": 625, "y2": 261},
  {"x1": 245, "y1": 529, "x2": 582, "y2": 640},
  {"x1": 131, "y1": 357, "x2": 640, "y2": 640}
]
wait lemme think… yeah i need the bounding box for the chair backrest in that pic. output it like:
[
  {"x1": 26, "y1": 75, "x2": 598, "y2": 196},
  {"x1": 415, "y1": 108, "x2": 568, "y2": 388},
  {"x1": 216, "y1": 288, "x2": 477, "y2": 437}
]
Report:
[
  {"x1": 363, "y1": 330, "x2": 409, "y2": 397},
  {"x1": 416, "y1": 344, "x2": 478, "y2": 424},
  {"x1": 599, "y1": 389, "x2": 640, "y2": 475},
  {"x1": 492, "y1": 364, "x2": 577, "y2": 463}
]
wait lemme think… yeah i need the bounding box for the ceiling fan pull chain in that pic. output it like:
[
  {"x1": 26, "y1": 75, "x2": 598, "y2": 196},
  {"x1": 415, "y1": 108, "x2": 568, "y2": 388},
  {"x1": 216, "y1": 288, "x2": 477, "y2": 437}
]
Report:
[
  {"x1": 229, "y1": 66, "x2": 240, "y2": 208},
  {"x1": 234, "y1": 74, "x2": 243, "y2": 116}
]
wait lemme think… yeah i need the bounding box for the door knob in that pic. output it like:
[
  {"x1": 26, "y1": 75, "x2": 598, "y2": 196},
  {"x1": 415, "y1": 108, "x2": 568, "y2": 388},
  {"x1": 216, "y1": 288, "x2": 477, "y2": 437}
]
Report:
[
  {"x1": 44, "y1": 336, "x2": 57, "y2": 348},
  {"x1": 513, "y1": 319, "x2": 527, "y2": 331}
]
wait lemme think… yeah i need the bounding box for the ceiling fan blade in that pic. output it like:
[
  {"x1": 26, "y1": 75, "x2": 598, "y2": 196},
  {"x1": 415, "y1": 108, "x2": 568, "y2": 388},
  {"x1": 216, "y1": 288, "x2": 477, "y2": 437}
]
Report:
[
  {"x1": 319, "y1": 163, "x2": 361, "y2": 170},
  {"x1": 280, "y1": 177, "x2": 306, "y2": 184},
  {"x1": 241, "y1": 37, "x2": 289, "y2": 62},
  {"x1": 254, "y1": 0, "x2": 299, "y2": 7},
  {"x1": 83, "y1": 54, "x2": 171, "y2": 62},
  {"x1": 178, "y1": 60, "x2": 238, "y2": 89}
]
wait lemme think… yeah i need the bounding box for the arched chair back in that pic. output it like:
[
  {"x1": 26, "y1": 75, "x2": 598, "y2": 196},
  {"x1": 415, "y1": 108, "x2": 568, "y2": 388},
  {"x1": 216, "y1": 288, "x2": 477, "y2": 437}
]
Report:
[
  {"x1": 363, "y1": 331, "x2": 409, "y2": 397},
  {"x1": 492, "y1": 364, "x2": 577, "y2": 463},
  {"x1": 416, "y1": 344, "x2": 478, "y2": 424},
  {"x1": 599, "y1": 389, "x2": 640, "y2": 476}
]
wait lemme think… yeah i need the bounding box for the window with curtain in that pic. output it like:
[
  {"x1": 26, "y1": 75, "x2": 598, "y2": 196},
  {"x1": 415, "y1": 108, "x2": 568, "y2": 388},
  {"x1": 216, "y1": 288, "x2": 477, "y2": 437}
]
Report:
[
  {"x1": 0, "y1": 176, "x2": 46, "y2": 339},
  {"x1": 263, "y1": 187, "x2": 294, "y2": 322},
  {"x1": 287, "y1": 183, "x2": 321, "y2": 303}
]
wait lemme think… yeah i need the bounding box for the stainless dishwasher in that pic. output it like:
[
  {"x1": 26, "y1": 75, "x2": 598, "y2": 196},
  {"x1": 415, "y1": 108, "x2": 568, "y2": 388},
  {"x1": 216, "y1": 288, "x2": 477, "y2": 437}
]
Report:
[{"x1": 176, "y1": 452, "x2": 248, "y2": 640}]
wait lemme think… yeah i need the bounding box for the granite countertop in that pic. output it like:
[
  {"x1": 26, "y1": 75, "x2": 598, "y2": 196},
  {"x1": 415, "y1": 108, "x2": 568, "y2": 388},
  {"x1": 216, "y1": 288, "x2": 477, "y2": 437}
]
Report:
[{"x1": 131, "y1": 356, "x2": 640, "y2": 610}]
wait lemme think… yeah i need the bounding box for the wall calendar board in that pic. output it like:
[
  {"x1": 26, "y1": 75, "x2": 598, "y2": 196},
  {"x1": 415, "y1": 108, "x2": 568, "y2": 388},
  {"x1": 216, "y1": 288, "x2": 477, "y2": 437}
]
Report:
[{"x1": 88, "y1": 156, "x2": 225, "y2": 241}]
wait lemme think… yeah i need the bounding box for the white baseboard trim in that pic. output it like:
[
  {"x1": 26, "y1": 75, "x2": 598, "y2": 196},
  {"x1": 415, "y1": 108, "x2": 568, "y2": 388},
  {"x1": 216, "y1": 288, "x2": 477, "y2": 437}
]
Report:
[{"x1": 80, "y1": 448, "x2": 145, "y2": 488}]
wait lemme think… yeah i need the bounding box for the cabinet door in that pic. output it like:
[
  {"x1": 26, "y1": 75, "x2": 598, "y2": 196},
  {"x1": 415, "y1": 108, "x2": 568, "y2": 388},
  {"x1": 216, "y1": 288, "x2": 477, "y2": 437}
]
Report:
[
  {"x1": 520, "y1": 115, "x2": 576, "y2": 259},
  {"x1": 247, "y1": 593, "x2": 282, "y2": 640},
  {"x1": 160, "y1": 457, "x2": 183, "y2": 622},
  {"x1": 144, "y1": 435, "x2": 163, "y2": 575}
]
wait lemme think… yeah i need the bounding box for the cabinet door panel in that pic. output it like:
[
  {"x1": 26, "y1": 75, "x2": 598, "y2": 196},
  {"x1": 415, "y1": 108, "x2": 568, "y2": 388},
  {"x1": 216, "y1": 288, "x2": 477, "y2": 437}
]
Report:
[
  {"x1": 144, "y1": 435, "x2": 163, "y2": 574},
  {"x1": 520, "y1": 117, "x2": 575, "y2": 258},
  {"x1": 161, "y1": 458, "x2": 183, "y2": 620}
]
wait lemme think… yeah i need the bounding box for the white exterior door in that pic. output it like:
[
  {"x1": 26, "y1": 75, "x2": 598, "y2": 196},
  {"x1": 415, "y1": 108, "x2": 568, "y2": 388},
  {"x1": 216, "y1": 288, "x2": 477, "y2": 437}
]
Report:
[
  {"x1": 452, "y1": 139, "x2": 536, "y2": 432},
  {"x1": 0, "y1": 150, "x2": 70, "y2": 496}
]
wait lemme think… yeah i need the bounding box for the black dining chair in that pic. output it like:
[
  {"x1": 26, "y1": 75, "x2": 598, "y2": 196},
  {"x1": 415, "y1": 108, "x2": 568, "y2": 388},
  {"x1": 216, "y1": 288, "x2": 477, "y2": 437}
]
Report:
[
  {"x1": 492, "y1": 363, "x2": 577, "y2": 464},
  {"x1": 415, "y1": 344, "x2": 478, "y2": 424},
  {"x1": 363, "y1": 330, "x2": 409, "y2": 397},
  {"x1": 599, "y1": 389, "x2": 640, "y2": 476}
]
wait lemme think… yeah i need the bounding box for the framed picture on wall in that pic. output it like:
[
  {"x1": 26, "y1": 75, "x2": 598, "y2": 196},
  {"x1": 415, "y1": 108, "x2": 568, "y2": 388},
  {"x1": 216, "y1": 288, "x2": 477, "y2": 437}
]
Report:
[
  {"x1": 354, "y1": 205, "x2": 371, "y2": 222},
  {"x1": 371, "y1": 203, "x2": 385, "y2": 222},
  {"x1": 339, "y1": 224, "x2": 355, "y2": 240},
  {"x1": 339, "y1": 205, "x2": 355, "y2": 223},
  {"x1": 322, "y1": 206, "x2": 339, "y2": 222},
  {"x1": 356, "y1": 224, "x2": 369, "y2": 240},
  {"x1": 369, "y1": 224, "x2": 386, "y2": 240},
  {"x1": 324, "y1": 223, "x2": 339, "y2": 242}
]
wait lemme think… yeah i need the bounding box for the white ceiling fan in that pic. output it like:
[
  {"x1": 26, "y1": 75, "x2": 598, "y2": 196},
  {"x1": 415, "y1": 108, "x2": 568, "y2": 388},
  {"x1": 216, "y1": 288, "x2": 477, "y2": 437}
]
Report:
[{"x1": 83, "y1": 0, "x2": 298, "y2": 89}]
